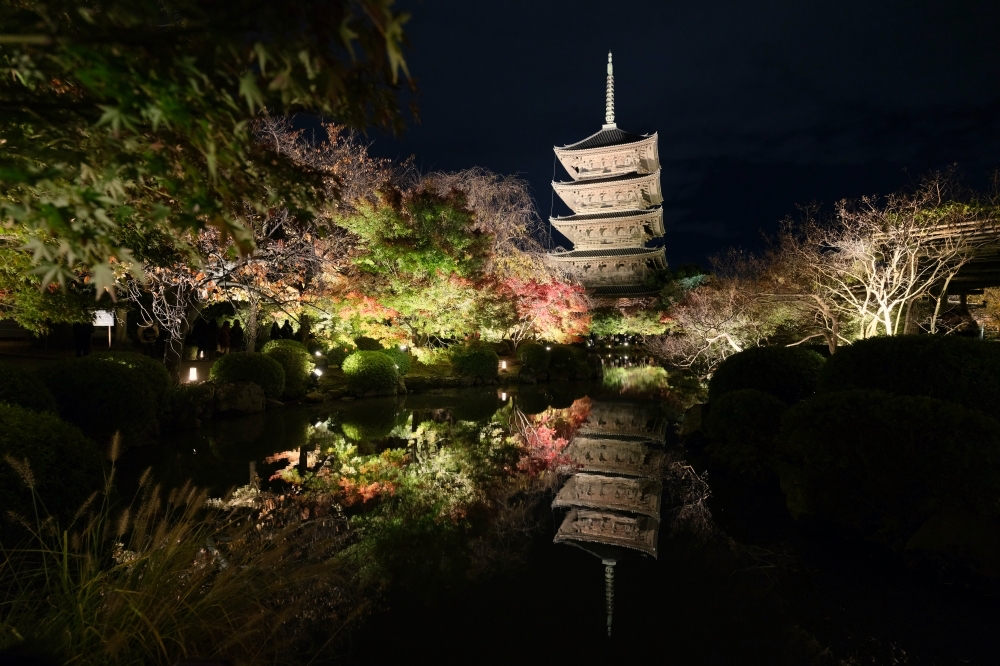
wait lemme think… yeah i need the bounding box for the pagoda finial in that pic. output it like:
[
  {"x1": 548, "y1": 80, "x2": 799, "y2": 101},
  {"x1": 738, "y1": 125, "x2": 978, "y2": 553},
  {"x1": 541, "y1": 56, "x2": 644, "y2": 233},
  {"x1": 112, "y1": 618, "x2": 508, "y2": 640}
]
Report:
[{"x1": 604, "y1": 51, "x2": 616, "y2": 128}]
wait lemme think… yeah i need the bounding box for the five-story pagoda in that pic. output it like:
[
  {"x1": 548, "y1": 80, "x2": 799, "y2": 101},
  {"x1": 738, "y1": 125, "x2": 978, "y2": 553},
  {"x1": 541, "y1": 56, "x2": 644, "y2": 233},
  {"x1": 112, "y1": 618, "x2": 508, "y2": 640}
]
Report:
[{"x1": 547, "y1": 53, "x2": 667, "y2": 298}]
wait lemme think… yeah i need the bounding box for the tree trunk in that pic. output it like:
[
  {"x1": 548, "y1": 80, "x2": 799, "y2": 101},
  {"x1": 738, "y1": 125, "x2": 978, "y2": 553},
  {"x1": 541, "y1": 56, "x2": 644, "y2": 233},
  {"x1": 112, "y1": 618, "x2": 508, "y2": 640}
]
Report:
[
  {"x1": 930, "y1": 274, "x2": 955, "y2": 335},
  {"x1": 246, "y1": 298, "x2": 260, "y2": 352},
  {"x1": 114, "y1": 308, "x2": 129, "y2": 347}
]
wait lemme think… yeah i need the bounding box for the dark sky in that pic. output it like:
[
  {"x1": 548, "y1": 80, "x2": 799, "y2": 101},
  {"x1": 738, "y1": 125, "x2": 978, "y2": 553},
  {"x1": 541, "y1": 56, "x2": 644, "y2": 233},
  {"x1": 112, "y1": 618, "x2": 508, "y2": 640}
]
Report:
[{"x1": 365, "y1": 0, "x2": 1000, "y2": 268}]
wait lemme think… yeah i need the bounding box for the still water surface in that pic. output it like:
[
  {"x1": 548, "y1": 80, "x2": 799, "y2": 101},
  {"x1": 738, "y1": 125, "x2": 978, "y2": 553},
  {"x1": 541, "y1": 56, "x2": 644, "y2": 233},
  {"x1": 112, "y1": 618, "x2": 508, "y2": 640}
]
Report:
[{"x1": 119, "y1": 374, "x2": 997, "y2": 664}]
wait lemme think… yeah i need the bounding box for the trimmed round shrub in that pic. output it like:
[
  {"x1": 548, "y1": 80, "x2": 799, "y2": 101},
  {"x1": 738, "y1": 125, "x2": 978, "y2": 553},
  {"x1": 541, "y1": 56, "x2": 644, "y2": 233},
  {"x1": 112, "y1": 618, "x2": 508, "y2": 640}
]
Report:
[
  {"x1": 819, "y1": 335, "x2": 1000, "y2": 415},
  {"x1": 517, "y1": 342, "x2": 550, "y2": 374},
  {"x1": 548, "y1": 344, "x2": 581, "y2": 372},
  {"x1": 264, "y1": 346, "x2": 314, "y2": 399},
  {"x1": 777, "y1": 390, "x2": 1000, "y2": 545},
  {"x1": 0, "y1": 361, "x2": 57, "y2": 413},
  {"x1": 0, "y1": 403, "x2": 104, "y2": 529},
  {"x1": 326, "y1": 345, "x2": 354, "y2": 368},
  {"x1": 378, "y1": 347, "x2": 412, "y2": 376},
  {"x1": 353, "y1": 336, "x2": 383, "y2": 351},
  {"x1": 450, "y1": 344, "x2": 499, "y2": 380},
  {"x1": 704, "y1": 389, "x2": 787, "y2": 481},
  {"x1": 709, "y1": 346, "x2": 825, "y2": 405},
  {"x1": 342, "y1": 351, "x2": 401, "y2": 394},
  {"x1": 515, "y1": 386, "x2": 551, "y2": 415},
  {"x1": 209, "y1": 352, "x2": 285, "y2": 399},
  {"x1": 260, "y1": 338, "x2": 308, "y2": 354},
  {"x1": 94, "y1": 351, "x2": 172, "y2": 407},
  {"x1": 37, "y1": 357, "x2": 159, "y2": 448}
]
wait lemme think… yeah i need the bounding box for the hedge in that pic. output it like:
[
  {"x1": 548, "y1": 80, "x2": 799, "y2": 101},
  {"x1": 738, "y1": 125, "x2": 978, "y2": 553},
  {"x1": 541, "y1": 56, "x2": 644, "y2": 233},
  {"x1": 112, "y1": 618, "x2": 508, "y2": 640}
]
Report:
[
  {"x1": 260, "y1": 338, "x2": 308, "y2": 354},
  {"x1": 450, "y1": 344, "x2": 499, "y2": 380},
  {"x1": 264, "y1": 345, "x2": 314, "y2": 399},
  {"x1": 704, "y1": 389, "x2": 787, "y2": 481},
  {"x1": 37, "y1": 357, "x2": 160, "y2": 448},
  {"x1": 353, "y1": 336, "x2": 383, "y2": 351},
  {"x1": 709, "y1": 346, "x2": 825, "y2": 405},
  {"x1": 378, "y1": 347, "x2": 412, "y2": 376},
  {"x1": 326, "y1": 345, "x2": 354, "y2": 368},
  {"x1": 209, "y1": 352, "x2": 285, "y2": 399},
  {"x1": 777, "y1": 390, "x2": 1000, "y2": 546},
  {"x1": 342, "y1": 351, "x2": 401, "y2": 394},
  {"x1": 0, "y1": 361, "x2": 57, "y2": 413},
  {"x1": 819, "y1": 335, "x2": 1000, "y2": 415},
  {"x1": 0, "y1": 403, "x2": 105, "y2": 529},
  {"x1": 517, "y1": 342, "x2": 549, "y2": 374},
  {"x1": 94, "y1": 351, "x2": 173, "y2": 407}
]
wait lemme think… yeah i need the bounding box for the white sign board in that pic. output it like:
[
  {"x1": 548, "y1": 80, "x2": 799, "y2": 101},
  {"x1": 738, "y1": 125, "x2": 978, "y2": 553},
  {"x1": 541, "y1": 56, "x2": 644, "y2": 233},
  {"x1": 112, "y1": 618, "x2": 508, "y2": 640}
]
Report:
[{"x1": 93, "y1": 310, "x2": 115, "y2": 327}]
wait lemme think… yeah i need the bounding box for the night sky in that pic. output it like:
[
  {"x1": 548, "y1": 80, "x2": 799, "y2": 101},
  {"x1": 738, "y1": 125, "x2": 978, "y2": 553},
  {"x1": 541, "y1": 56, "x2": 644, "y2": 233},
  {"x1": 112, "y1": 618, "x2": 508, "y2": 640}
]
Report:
[{"x1": 366, "y1": 0, "x2": 1000, "y2": 268}]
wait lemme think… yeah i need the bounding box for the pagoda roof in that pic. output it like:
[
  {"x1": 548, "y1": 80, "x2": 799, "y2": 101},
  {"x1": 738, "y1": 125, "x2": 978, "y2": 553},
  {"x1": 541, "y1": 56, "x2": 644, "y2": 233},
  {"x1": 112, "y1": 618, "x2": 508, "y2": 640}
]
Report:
[
  {"x1": 553, "y1": 171, "x2": 645, "y2": 187},
  {"x1": 590, "y1": 284, "x2": 663, "y2": 297},
  {"x1": 548, "y1": 246, "x2": 664, "y2": 259},
  {"x1": 551, "y1": 207, "x2": 661, "y2": 223},
  {"x1": 558, "y1": 126, "x2": 649, "y2": 152}
]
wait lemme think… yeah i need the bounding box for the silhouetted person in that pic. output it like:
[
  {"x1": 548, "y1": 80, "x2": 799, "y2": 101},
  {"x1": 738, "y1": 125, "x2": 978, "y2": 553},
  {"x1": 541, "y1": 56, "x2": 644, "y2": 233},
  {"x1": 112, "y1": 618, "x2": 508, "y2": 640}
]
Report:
[
  {"x1": 205, "y1": 318, "x2": 219, "y2": 359},
  {"x1": 270, "y1": 321, "x2": 280, "y2": 342},
  {"x1": 280, "y1": 319, "x2": 293, "y2": 340},
  {"x1": 231, "y1": 320, "x2": 244, "y2": 352},
  {"x1": 72, "y1": 321, "x2": 93, "y2": 357},
  {"x1": 219, "y1": 320, "x2": 231, "y2": 354},
  {"x1": 190, "y1": 319, "x2": 207, "y2": 358}
]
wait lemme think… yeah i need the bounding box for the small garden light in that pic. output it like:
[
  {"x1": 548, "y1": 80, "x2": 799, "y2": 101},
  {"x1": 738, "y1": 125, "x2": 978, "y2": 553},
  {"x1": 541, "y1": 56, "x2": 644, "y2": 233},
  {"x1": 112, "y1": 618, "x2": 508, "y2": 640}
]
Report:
[
  {"x1": 501, "y1": 392, "x2": 507, "y2": 401},
  {"x1": 546, "y1": 346, "x2": 551, "y2": 351},
  {"x1": 501, "y1": 360, "x2": 507, "y2": 370},
  {"x1": 315, "y1": 351, "x2": 322, "y2": 357},
  {"x1": 188, "y1": 367, "x2": 198, "y2": 382},
  {"x1": 313, "y1": 368, "x2": 323, "y2": 377}
]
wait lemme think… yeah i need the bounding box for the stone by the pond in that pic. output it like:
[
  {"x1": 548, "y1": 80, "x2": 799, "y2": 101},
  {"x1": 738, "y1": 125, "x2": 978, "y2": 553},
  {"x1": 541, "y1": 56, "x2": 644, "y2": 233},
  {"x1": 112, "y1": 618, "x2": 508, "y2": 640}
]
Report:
[
  {"x1": 267, "y1": 398, "x2": 285, "y2": 409},
  {"x1": 214, "y1": 382, "x2": 266, "y2": 414},
  {"x1": 305, "y1": 391, "x2": 326, "y2": 403}
]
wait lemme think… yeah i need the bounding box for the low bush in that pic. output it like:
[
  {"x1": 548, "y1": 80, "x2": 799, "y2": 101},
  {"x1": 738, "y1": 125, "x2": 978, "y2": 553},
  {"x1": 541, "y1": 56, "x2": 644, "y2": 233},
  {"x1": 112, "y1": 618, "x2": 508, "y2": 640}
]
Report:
[
  {"x1": 704, "y1": 389, "x2": 787, "y2": 481},
  {"x1": 37, "y1": 357, "x2": 160, "y2": 448},
  {"x1": 264, "y1": 346, "x2": 314, "y2": 399},
  {"x1": 378, "y1": 347, "x2": 412, "y2": 376},
  {"x1": 709, "y1": 346, "x2": 825, "y2": 405},
  {"x1": 548, "y1": 344, "x2": 583, "y2": 372},
  {"x1": 260, "y1": 338, "x2": 308, "y2": 354},
  {"x1": 450, "y1": 344, "x2": 499, "y2": 380},
  {"x1": 0, "y1": 361, "x2": 57, "y2": 413},
  {"x1": 777, "y1": 390, "x2": 1000, "y2": 545},
  {"x1": 342, "y1": 351, "x2": 401, "y2": 394},
  {"x1": 353, "y1": 336, "x2": 383, "y2": 351},
  {"x1": 326, "y1": 345, "x2": 354, "y2": 368},
  {"x1": 0, "y1": 403, "x2": 104, "y2": 528},
  {"x1": 517, "y1": 342, "x2": 550, "y2": 374},
  {"x1": 209, "y1": 353, "x2": 285, "y2": 399},
  {"x1": 819, "y1": 335, "x2": 1000, "y2": 415},
  {"x1": 94, "y1": 351, "x2": 173, "y2": 407}
]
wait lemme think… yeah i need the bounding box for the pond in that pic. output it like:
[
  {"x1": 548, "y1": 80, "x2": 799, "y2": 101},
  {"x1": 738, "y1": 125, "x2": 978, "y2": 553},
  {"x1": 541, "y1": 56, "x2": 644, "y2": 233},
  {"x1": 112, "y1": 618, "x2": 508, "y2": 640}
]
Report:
[{"x1": 118, "y1": 369, "x2": 998, "y2": 664}]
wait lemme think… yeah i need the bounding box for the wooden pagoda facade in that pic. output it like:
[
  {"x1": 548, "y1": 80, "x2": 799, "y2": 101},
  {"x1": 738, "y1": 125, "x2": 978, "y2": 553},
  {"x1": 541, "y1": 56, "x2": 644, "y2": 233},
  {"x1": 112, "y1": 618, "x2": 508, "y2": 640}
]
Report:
[{"x1": 547, "y1": 53, "x2": 667, "y2": 298}]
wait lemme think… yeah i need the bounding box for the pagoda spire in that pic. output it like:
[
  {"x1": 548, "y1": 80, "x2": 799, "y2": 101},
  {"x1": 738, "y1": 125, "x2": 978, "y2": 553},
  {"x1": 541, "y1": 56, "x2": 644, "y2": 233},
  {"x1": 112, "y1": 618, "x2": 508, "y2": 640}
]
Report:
[{"x1": 604, "y1": 51, "x2": 616, "y2": 129}]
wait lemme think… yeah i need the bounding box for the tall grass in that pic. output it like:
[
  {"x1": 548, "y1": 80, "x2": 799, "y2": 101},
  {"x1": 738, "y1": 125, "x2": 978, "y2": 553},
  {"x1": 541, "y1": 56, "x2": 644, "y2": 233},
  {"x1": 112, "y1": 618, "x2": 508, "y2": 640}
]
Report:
[{"x1": 0, "y1": 436, "x2": 353, "y2": 665}]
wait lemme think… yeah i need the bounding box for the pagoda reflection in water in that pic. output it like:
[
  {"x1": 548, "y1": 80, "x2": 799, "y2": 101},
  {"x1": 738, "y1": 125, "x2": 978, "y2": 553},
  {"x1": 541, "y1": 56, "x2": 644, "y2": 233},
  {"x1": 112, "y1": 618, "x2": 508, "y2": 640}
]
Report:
[{"x1": 552, "y1": 399, "x2": 667, "y2": 636}]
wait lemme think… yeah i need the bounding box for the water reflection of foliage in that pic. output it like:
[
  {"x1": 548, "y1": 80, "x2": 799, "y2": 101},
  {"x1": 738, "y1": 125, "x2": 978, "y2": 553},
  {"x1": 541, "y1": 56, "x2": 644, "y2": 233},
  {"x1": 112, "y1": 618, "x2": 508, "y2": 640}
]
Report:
[
  {"x1": 602, "y1": 365, "x2": 705, "y2": 412},
  {"x1": 253, "y1": 399, "x2": 593, "y2": 595}
]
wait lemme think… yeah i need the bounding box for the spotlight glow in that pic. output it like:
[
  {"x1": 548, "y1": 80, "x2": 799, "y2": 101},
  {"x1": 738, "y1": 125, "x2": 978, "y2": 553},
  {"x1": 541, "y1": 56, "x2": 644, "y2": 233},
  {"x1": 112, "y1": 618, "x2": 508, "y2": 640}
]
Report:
[
  {"x1": 188, "y1": 367, "x2": 197, "y2": 382},
  {"x1": 313, "y1": 368, "x2": 323, "y2": 376}
]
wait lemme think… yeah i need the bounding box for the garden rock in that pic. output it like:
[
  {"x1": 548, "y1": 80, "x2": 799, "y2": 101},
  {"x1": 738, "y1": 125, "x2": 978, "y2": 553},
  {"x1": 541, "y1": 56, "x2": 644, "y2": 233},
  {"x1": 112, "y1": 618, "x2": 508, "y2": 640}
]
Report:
[
  {"x1": 214, "y1": 382, "x2": 266, "y2": 413},
  {"x1": 305, "y1": 391, "x2": 326, "y2": 403},
  {"x1": 267, "y1": 398, "x2": 285, "y2": 409}
]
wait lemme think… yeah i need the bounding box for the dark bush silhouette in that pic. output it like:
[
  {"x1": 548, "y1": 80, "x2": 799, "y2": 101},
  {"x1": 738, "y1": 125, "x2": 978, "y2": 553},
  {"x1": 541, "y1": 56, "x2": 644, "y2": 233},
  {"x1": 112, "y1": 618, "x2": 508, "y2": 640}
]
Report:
[
  {"x1": 704, "y1": 389, "x2": 787, "y2": 481},
  {"x1": 709, "y1": 346, "x2": 825, "y2": 405},
  {"x1": 777, "y1": 390, "x2": 1000, "y2": 546},
  {"x1": 0, "y1": 361, "x2": 57, "y2": 413},
  {"x1": 819, "y1": 335, "x2": 1000, "y2": 415},
  {"x1": 37, "y1": 357, "x2": 160, "y2": 447},
  {"x1": 0, "y1": 403, "x2": 104, "y2": 528},
  {"x1": 517, "y1": 342, "x2": 549, "y2": 374}
]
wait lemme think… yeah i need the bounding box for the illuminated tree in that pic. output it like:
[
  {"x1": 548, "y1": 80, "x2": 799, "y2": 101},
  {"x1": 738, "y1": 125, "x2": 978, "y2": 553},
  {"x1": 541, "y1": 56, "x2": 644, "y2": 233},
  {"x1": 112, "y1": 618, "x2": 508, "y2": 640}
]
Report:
[{"x1": 0, "y1": 0, "x2": 411, "y2": 294}]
